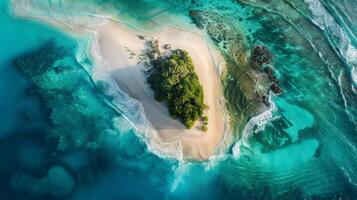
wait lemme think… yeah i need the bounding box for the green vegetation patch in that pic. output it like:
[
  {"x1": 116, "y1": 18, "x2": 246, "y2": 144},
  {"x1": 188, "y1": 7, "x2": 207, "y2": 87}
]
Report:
[{"x1": 148, "y1": 49, "x2": 204, "y2": 128}]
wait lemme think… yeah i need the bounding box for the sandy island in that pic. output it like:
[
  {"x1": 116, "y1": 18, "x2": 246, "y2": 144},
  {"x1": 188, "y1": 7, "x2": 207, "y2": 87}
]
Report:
[
  {"x1": 95, "y1": 20, "x2": 227, "y2": 160},
  {"x1": 12, "y1": 0, "x2": 228, "y2": 160}
]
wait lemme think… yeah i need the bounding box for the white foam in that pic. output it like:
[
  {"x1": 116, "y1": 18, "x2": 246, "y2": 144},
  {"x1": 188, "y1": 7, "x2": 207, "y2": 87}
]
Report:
[
  {"x1": 111, "y1": 78, "x2": 183, "y2": 160},
  {"x1": 232, "y1": 93, "x2": 277, "y2": 157},
  {"x1": 305, "y1": 0, "x2": 357, "y2": 86},
  {"x1": 170, "y1": 162, "x2": 191, "y2": 192},
  {"x1": 346, "y1": 44, "x2": 357, "y2": 86},
  {"x1": 338, "y1": 71, "x2": 349, "y2": 109}
]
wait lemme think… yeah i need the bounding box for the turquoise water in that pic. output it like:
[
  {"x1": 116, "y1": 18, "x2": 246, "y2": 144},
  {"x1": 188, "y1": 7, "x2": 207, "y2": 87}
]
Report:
[{"x1": 1, "y1": 0, "x2": 357, "y2": 199}]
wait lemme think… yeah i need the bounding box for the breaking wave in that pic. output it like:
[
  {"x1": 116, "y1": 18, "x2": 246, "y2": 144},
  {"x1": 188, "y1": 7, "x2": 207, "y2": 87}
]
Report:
[
  {"x1": 232, "y1": 93, "x2": 277, "y2": 157},
  {"x1": 305, "y1": 0, "x2": 357, "y2": 87}
]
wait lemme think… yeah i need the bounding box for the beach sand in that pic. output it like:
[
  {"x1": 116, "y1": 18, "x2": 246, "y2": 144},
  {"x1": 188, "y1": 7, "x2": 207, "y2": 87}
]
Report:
[
  {"x1": 12, "y1": 0, "x2": 228, "y2": 159},
  {"x1": 96, "y1": 20, "x2": 227, "y2": 160}
]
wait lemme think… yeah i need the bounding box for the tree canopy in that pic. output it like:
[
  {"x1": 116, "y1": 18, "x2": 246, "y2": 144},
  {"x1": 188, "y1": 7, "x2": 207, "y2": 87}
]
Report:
[{"x1": 148, "y1": 49, "x2": 204, "y2": 128}]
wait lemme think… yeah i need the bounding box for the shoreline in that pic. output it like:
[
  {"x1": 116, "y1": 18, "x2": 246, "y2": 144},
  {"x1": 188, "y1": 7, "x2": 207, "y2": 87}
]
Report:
[
  {"x1": 12, "y1": 2, "x2": 231, "y2": 160},
  {"x1": 97, "y1": 20, "x2": 228, "y2": 160}
]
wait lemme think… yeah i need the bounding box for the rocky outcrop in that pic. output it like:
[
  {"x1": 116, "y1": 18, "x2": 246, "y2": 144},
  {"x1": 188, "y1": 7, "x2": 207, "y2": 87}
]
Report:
[
  {"x1": 251, "y1": 45, "x2": 272, "y2": 65},
  {"x1": 252, "y1": 46, "x2": 283, "y2": 95},
  {"x1": 271, "y1": 82, "x2": 283, "y2": 95}
]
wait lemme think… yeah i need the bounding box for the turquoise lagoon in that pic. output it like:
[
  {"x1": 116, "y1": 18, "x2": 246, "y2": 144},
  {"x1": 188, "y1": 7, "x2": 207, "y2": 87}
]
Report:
[{"x1": 0, "y1": 0, "x2": 357, "y2": 199}]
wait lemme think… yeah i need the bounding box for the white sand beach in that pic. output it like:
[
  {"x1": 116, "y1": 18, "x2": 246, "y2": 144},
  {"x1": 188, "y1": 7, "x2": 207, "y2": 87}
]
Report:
[
  {"x1": 12, "y1": 0, "x2": 228, "y2": 160},
  {"x1": 96, "y1": 20, "x2": 227, "y2": 160}
]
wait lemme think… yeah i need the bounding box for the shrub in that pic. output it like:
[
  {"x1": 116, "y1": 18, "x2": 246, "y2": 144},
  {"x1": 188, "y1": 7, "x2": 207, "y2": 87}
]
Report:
[
  {"x1": 185, "y1": 120, "x2": 195, "y2": 129},
  {"x1": 203, "y1": 104, "x2": 209, "y2": 110},
  {"x1": 201, "y1": 125, "x2": 208, "y2": 132}
]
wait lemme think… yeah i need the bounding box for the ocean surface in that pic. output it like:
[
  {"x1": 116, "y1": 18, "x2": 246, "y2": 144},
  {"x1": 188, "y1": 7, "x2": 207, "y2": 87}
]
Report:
[{"x1": 1, "y1": 0, "x2": 357, "y2": 199}]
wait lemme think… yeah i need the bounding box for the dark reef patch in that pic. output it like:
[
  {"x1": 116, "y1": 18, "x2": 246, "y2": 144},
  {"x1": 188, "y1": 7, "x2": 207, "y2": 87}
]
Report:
[
  {"x1": 8, "y1": 39, "x2": 176, "y2": 199},
  {"x1": 14, "y1": 41, "x2": 121, "y2": 151}
]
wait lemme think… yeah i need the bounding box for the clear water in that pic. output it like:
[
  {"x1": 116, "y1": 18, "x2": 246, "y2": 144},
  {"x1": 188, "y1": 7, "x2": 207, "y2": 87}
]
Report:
[{"x1": 1, "y1": 0, "x2": 357, "y2": 199}]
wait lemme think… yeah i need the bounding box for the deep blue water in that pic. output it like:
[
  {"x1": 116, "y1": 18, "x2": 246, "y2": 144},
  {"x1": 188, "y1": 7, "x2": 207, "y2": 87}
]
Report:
[{"x1": 1, "y1": 0, "x2": 357, "y2": 199}]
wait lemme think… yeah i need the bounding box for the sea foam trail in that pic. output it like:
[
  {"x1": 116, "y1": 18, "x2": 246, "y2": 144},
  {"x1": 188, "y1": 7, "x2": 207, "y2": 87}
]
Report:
[
  {"x1": 304, "y1": 0, "x2": 357, "y2": 88},
  {"x1": 232, "y1": 93, "x2": 277, "y2": 157}
]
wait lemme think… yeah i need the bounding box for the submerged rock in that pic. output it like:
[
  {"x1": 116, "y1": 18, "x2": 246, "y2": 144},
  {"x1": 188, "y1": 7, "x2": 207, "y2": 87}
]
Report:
[
  {"x1": 163, "y1": 44, "x2": 171, "y2": 49},
  {"x1": 314, "y1": 144, "x2": 323, "y2": 158},
  {"x1": 10, "y1": 166, "x2": 75, "y2": 198},
  {"x1": 264, "y1": 66, "x2": 278, "y2": 82},
  {"x1": 271, "y1": 82, "x2": 283, "y2": 95},
  {"x1": 189, "y1": 10, "x2": 205, "y2": 30},
  {"x1": 252, "y1": 45, "x2": 273, "y2": 65},
  {"x1": 137, "y1": 35, "x2": 146, "y2": 40},
  {"x1": 262, "y1": 95, "x2": 270, "y2": 106}
]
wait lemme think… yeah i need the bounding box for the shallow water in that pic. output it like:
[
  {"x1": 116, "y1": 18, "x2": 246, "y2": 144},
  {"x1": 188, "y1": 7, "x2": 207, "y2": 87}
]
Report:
[{"x1": 1, "y1": 0, "x2": 357, "y2": 199}]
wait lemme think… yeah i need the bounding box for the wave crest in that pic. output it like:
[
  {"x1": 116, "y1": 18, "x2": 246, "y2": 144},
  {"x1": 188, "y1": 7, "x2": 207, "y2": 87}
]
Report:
[{"x1": 232, "y1": 93, "x2": 277, "y2": 157}]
